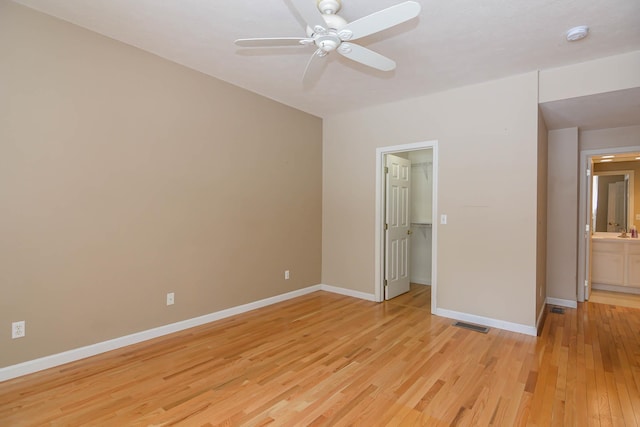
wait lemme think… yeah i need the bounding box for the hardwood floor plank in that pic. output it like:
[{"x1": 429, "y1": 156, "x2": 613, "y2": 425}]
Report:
[{"x1": 2, "y1": 288, "x2": 640, "y2": 426}]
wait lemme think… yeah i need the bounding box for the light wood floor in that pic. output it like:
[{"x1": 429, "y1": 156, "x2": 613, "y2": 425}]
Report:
[
  {"x1": 590, "y1": 288, "x2": 640, "y2": 309},
  {"x1": 1, "y1": 285, "x2": 640, "y2": 426}
]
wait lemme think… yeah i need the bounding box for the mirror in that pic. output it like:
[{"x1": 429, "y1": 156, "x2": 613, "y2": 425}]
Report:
[{"x1": 592, "y1": 171, "x2": 634, "y2": 232}]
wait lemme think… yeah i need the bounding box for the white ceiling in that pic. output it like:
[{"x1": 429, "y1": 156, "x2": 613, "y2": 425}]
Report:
[{"x1": 12, "y1": 0, "x2": 640, "y2": 125}]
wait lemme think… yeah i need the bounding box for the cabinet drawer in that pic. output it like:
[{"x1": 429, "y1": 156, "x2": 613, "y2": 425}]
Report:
[{"x1": 592, "y1": 241, "x2": 624, "y2": 253}]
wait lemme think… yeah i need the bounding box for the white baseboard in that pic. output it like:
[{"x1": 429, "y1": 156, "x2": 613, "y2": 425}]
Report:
[
  {"x1": 434, "y1": 308, "x2": 537, "y2": 337},
  {"x1": 546, "y1": 297, "x2": 578, "y2": 308},
  {"x1": 1, "y1": 285, "x2": 330, "y2": 382},
  {"x1": 319, "y1": 284, "x2": 376, "y2": 301},
  {"x1": 0, "y1": 284, "x2": 377, "y2": 382},
  {"x1": 410, "y1": 279, "x2": 431, "y2": 286}
]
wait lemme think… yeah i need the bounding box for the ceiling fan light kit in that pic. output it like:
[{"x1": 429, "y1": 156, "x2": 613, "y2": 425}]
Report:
[{"x1": 235, "y1": 0, "x2": 421, "y2": 84}]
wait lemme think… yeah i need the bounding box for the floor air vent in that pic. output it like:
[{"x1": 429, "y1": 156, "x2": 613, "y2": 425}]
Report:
[
  {"x1": 550, "y1": 307, "x2": 565, "y2": 314},
  {"x1": 453, "y1": 322, "x2": 489, "y2": 334}
]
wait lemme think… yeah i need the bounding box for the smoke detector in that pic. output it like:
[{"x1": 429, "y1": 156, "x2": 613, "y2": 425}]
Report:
[{"x1": 566, "y1": 26, "x2": 589, "y2": 42}]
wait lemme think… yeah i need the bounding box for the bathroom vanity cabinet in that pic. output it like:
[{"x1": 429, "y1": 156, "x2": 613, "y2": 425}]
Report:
[{"x1": 591, "y1": 235, "x2": 640, "y2": 289}]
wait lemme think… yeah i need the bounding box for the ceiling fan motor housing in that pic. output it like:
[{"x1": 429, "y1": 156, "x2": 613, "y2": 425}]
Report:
[
  {"x1": 317, "y1": 0, "x2": 341, "y2": 14},
  {"x1": 306, "y1": 13, "x2": 347, "y2": 37}
]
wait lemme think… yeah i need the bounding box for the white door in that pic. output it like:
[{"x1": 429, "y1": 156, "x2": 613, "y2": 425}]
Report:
[{"x1": 385, "y1": 154, "x2": 411, "y2": 299}]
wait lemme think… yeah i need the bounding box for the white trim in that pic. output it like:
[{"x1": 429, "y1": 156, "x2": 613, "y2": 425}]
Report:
[
  {"x1": 375, "y1": 140, "x2": 438, "y2": 312},
  {"x1": 1, "y1": 285, "x2": 320, "y2": 381},
  {"x1": 0, "y1": 284, "x2": 379, "y2": 382},
  {"x1": 431, "y1": 144, "x2": 439, "y2": 315},
  {"x1": 319, "y1": 284, "x2": 376, "y2": 301},
  {"x1": 546, "y1": 297, "x2": 578, "y2": 308},
  {"x1": 434, "y1": 308, "x2": 538, "y2": 337}
]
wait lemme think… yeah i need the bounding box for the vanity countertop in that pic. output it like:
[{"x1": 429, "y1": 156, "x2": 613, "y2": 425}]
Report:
[{"x1": 592, "y1": 233, "x2": 640, "y2": 242}]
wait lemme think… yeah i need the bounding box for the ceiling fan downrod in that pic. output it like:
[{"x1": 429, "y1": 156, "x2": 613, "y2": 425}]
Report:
[{"x1": 317, "y1": 0, "x2": 341, "y2": 15}]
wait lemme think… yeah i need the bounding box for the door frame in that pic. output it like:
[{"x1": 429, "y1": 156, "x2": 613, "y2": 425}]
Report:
[
  {"x1": 375, "y1": 140, "x2": 438, "y2": 312},
  {"x1": 578, "y1": 145, "x2": 640, "y2": 301}
]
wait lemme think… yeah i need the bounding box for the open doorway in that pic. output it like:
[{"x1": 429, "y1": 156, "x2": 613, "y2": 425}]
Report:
[
  {"x1": 375, "y1": 140, "x2": 437, "y2": 313},
  {"x1": 578, "y1": 147, "x2": 640, "y2": 303}
]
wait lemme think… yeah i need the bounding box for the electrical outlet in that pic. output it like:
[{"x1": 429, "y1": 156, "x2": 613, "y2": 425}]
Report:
[
  {"x1": 12, "y1": 321, "x2": 25, "y2": 339},
  {"x1": 284, "y1": 270, "x2": 290, "y2": 280},
  {"x1": 166, "y1": 292, "x2": 175, "y2": 306}
]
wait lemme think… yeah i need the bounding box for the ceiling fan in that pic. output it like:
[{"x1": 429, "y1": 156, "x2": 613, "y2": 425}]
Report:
[{"x1": 235, "y1": 0, "x2": 421, "y2": 84}]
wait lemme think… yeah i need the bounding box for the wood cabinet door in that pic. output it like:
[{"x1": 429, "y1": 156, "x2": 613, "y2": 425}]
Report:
[{"x1": 591, "y1": 250, "x2": 624, "y2": 285}]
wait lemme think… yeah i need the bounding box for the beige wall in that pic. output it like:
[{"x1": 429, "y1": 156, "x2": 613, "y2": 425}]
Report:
[
  {"x1": 539, "y1": 50, "x2": 640, "y2": 103},
  {"x1": 580, "y1": 125, "x2": 640, "y2": 152},
  {"x1": 546, "y1": 128, "x2": 579, "y2": 302},
  {"x1": 536, "y1": 109, "x2": 548, "y2": 319},
  {"x1": 0, "y1": 2, "x2": 322, "y2": 368},
  {"x1": 323, "y1": 72, "x2": 541, "y2": 327}
]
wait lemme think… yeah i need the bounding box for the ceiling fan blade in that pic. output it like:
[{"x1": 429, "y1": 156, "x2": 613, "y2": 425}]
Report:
[
  {"x1": 341, "y1": 1, "x2": 421, "y2": 41},
  {"x1": 337, "y1": 43, "x2": 396, "y2": 71},
  {"x1": 290, "y1": 0, "x2": 327, "y2": 33},
  {"x1": 302, "y1": 49, "x2": 328, "y2": 87},
  {"x1": 235, "y1": 37, "x2": 312, "y2": 47}
]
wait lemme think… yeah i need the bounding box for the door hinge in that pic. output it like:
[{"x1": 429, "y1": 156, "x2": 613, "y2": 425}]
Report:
[
  {"x1": 384, "y1": 166, "x2": 389, "y2": 174},
  {"x1": 585, "y1": 224, "x2": 590, "y2": 233},
  {"x1": 584, "y1": 280, "x2": 588, "y2": 288},
  {"x1": 586, "y1": 168, "x2": 591, "y2": 177},
  {"x1": 385, "y1": 223, "x2": 389, "y2": 230},
  {"x1": 384, "y1": 280, "x2": 388, "y2": 287}
]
